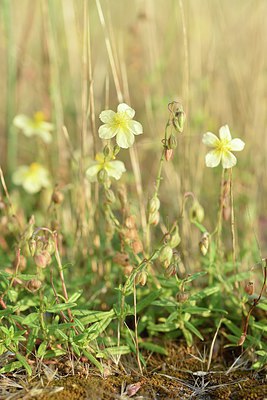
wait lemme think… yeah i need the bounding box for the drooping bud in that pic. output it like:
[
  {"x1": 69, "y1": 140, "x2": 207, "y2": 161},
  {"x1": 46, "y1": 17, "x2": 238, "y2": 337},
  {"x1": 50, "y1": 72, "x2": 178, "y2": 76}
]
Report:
[
  {"x1": 26, "y1": 279, "x2": 42, "y2": 293},
  {"x1": 135, "y1": 270, "x2": 147, "y2": 286},
  {"x1": 125, "y1": 216, "x2": 136, "y2": 230},
  {"x1": 237, "y1": 333, "x2": 246, "y2": 346},
  {"x1": 176, "y1": 291, "x2": 189, "y2": 303},
  {"x1": 105, "y1": 189, "x2": 116, "y2": 204},
  {"x1": 199, "y1": 232, "x2": 209, "y2": 256},
  {"x1": 159, "y1": 245, "x2": 173, "y2": 268},
  {"x1": 190, "y1": 200, "x2": 204, "y2": 223},
  {"x1": 113, "y1": 145, "x2": 120, "y2": 157},
  {"x1": 165, "y1": 263, "x2": 177, "y2": 277},
  {"x1": 132, "y1": 240, "x2": 143, "y2": 254},
  {"x1": 124, "y1": 265, "x2": 133, "y2": 277},
  {"x1": 52, "y1": 190, "x2": 64, "y2": 205},
  {"x1": 167, "y1": 134, "x2": 177, "y2": 150},
  {"x1": 29, "y1": 239, "x2": 37, "y2": 257},
  {"x1": 173, "y1": 108, "x2": 186, "y2": 133},
  {"x1": 34, "y1": 250, "x2": 51, "y2": 269},
  {"x1": 169, "y1": 226, "x2": 181, "y2": 248},
  {"x1": 244, "y1": 281, "x2": 254, "y2": 296},
  {"x1": 164, "y1": 148, "x2": 173, "y2": 162},
  {"x1": 113, "y1": 252, "x2": 130, "y2": 267},
  {"x1": 149, "y1": 211, "x2": 160, "y2": 226},
  {"x1": 148, "y1": 196, "x2": 160, "y2": 215},
  {"x1": 103, "y1": 145, "x2": 111, "y2": 158},
  {"x1": 97, "y1": 169, "x2": 108, "y2": 184}
]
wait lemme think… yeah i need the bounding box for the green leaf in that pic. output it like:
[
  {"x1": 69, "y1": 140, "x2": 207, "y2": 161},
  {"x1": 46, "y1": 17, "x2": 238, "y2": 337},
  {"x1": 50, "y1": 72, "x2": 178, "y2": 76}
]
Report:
[
  {"x1": 0, "y1": 361, "x2": 22, "y2": 374},
  {"x1": 43, "y1": 349, "x2": 67, "y2": 359},
  {"x1": 190, "y1": 286, "x2": 220, "y2": 301},
  {"x1": 23, "y1": 313, "x2": 39, "y2": 326},
  {"x1": 15, "y1": 352, "x2": 32, "y2": 376},
  {"x1": 139, "y1": 341, "x2": 167, "y2": 355},
  {"x1": 182, "y1": 327, "x2": 193, "y2": 346},
  {"x1": 97, "y1": 346, "x2": 131, "y2": 358},
  {"x1": 79, "y1": 310, "x2": 115, "y2": 325},
  {"x1": 82, "y1": 349, "x2": 103, "y2": 373},
  {"x1": 185, "y1": 271, "x2": 206, "y2": 283},
  {"x1": 46, "y1": 302, "x2": 77, "y2": 313},
  {"x1": 136, "y1": 290, "x2": 161, "y2": 313},
  {"x1": 87, "y1": 317, "x2": 112, "y2": 341},
  {"x1": 68, "y1": 290, "x2": 83, "y2": 303},
  {"x1": 37, "y1": 341, "x2": 48, "y2": 357},
  {"x1": 184, "y1": 320, "x2": 204, "y2": 340}
]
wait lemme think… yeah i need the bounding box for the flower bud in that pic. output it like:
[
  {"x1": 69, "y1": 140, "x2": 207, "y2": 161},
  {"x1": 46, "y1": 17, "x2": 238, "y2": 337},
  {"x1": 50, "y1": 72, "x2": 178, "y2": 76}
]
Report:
[
  {"x1": 135, "y1": 270, "x2": 147, "y2": 286},
  {"x1": 165, "y1": 263, "x2": 177, "y2": 277},
  {"x1": 199, "y1": 232, "x2": 209, "y2": 256},
  {"x1": 244, "y1": 281, "x2": 254, "y2": 296},
  {"x1": 132, "y1": 240, "x2": 143, "y2": 254},
  {"x1": 34, "y1": 250, "x2": 51, "y2": 268},
  {"x1": 159, "y1": 245, "x2": 173, "y2": 268},
  {"x1": 169, "y1": 226, "x2": 181, "y2": 248},
  {"x1": 190, "y1": 200, "x2": 204, "y2": 223},
  {"x1": 164, "y1": 148, "x2": 173, "y2": 162},
  {"x1": 29, "y1": 239, "x2": 37, "y2": 257},
  {"x1": 149, "y1": 211, "x2": 160, "y2": 226},
  {"x1": 124, "y1": 265, "x2": 133, "y2": 277},
  {"x1": 237, "y1": 333, "x2": 246, "y2": 346},
  {"x1": 173, "y1": 109, "x2": 186, "y2": 133},
  {"x1": 103, "y1": 145, "x2": 111, "y2": 158},
  {"x1": 105, "y1": 189, "x2": 116, "y2": 204},
  {"x1": 26, "y1": 279, "x2": 42, "y2": 293},
  {"x1": 52, "y1": 190, "x2": 64, "y2": 204},
  {"x1": 176, "y1": 291, "x2": 189, "y2": 303},
  {"x1": 148, "y1": 196, "x2": 160, "y2": 214},
  {"x1": 113, "y1": 145, "x2": 120, "y2": 156},
  {"x1": 125, "y1": 216, "x2": 136, "y2": 230},
  {"x1": 113, "y1": 252, "x2": 130, "y2": 266},
  {"x1": 97, "y1": 169, "x2": 108, "y2": 184},
  {"x1": 167, "y1": 134, "x2": 177, "y2": 150}
]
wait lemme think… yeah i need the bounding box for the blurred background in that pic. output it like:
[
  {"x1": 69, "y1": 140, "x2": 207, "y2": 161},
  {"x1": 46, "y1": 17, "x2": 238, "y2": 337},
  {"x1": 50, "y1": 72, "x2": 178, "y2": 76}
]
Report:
[{"x1": 0, "y1": 0, "x2": 267, "y2": 260}]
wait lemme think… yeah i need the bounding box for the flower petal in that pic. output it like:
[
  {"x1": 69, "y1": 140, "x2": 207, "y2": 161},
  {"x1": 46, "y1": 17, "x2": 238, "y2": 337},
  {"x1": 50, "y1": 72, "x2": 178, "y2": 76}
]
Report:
[
  {"x1": 205, "y1": 150, "x2": 221, "y2": 168},
  {"x1": 12, "y1": 166, "x2": 28, "y2": 185},
  {"x1": 86, "y1": 164, "x2": 101, "y2": 182},
  {"x1": 13, "y1": 115, "x2": 31, "y2": 129},
  {"x1": 38, "y1": 130, "x2": 52, "y2": 143},
  {"x1": 23, "y1": 180, "x2": 42, "y2": 194},
  {"x1": 128, "y1": 120, "x2": 143, "y2": 136},
  {"x1": 99, "y1": 110, "x2": 116, "y2": 123},
  {"x1": 117, "y1": 103, "x2": 135, "y2": 119},
  {"x1": 229, "y1": 138, "x2": 245, "y2": 151},
  {"x1": 98, "y1": 124, "x2": 117, "y2": 140},
  {"x1": 222, "y1": 151, "x2": 237, "y2": 169},
  {"x1": 116, "y1": 130, "x2": 135, "y2": 148},
  {"x1": 202, "y1": 132, "x2": 220, "y2": 147},
  {"x1": 219, "y1": 125, "x2": 232, "y2": 141},
  {"x1": 106, "y1": 161, "x2": 126, "y2": 180}
]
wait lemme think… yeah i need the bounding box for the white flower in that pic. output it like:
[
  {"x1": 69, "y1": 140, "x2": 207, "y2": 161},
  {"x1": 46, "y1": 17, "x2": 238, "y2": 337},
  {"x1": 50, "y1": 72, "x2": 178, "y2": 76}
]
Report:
[
  {"x1": 98, "y1": 103, "x2": 143, "y2": 149},
  {"x1": 86, "y1": 153, "x2": 126, "y2": 182},
  {"x1": 13, "y1": 112, "x2": 54, "y2": 144},
  {"x1": 12, "y1": 163, "x2": 50, "y2": 194},
  {"x1": 202, "y1": 125, "x2": 245, "y2": 169}
]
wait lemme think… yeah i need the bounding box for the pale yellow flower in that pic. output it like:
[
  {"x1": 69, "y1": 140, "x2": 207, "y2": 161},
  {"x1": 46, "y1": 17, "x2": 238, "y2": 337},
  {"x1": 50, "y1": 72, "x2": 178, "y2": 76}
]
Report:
[
  {"x1": 98, "y1": 103, "x2": 143, "y2": 149},
  {"x1": 13, "y1": 112, "x2": 54, "y2": 144},
  {"x1": 12, "y1": 163, "x2": 50, "y2": 194},
  {"x1": 86, "y1": 153, "x2": 126, "y2": 182},
  {"x1": 202, "y1": 125, "x2": 245, "y2": 169}
]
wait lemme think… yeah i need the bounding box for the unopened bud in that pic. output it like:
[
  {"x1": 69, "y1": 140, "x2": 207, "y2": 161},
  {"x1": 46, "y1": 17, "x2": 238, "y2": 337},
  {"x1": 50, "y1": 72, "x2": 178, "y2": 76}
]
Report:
[
  {"x1": 199, "y1": 232, "x2": 209, "y2": 256},
  {"x1": 52, "y1": 190, "x2": 64, "y2": 204},
  {"x1": 169, "y1": 226, "x2": 181, "y2": 248},
  {"x1": 125, "y1": 216, "x2": 136, "y2": 230},
  {"x1": 124, "y1": 265, "x2": 133, "y2": 277},
  {"x1": 97, "y1": 169, "x2": 108, "y2": 184},
  {"x1": 165, "y1": 263, "x2": 177, "y2": 277},
  {"x1": 165, "y1": 148, "x2": 173, "y2": 161},
  {"x1": 244, "y1": 281, "x2": 254, "y2": 296},
  {"x1": 237, "y1": 333, "x2": 246, "y2": 346},
  {"x1": 26, "y1": 279, "x2": 42, "y2": 293},
  {"x1": 132, "y1": 240, "x2": 143, "y2": 254},
  {"x1": 135, "y1": 270, "x2": 147, "y2": 286},
  {"x1": 173, "y1": 109, "x2": 186, "y2": 133},
  {"x1": 113, "y1": 252, "x2": 130, "y2": 267},
  {"x1": 29, "y1": 239, "x2": 37, "y2": 257},
  {"x1": 34, "y1": 250, "x2": 51, "y2": 268},
  {"x1": 149, "y1": 211, "x2": 160, "y2": 226},
  {"x1": 167, "y1": 134, "x2": 177, "y2": 150},
  {"x1": 103, "y1": 145, "x2": 111, "y2": 158},
  {"x1": 176, "y1": 291, "x2": 189, "y2": 303},
  {"x1": 159, "y1": 245, "x2": 173, "y2": 268},
  {"x1": 113, "y1": 145, "x2": 120, "y2": 156},
  {"x1": 190, "y1": 200, "x2": 204, "y2": 223},
  {"x1": 105, "y1": 189, "x2": 116, "y2": 204},
  {"x1": 148, "y1": 196, "x2": 160, "y2": 214}
]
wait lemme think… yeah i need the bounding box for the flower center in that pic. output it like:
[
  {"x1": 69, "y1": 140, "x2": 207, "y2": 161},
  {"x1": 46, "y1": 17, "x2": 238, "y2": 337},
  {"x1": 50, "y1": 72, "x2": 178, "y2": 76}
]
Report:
[
  {"x1": 113, "y1": 113, "x2": 128, "y2": 130},
  {"x1": 217, "y1": 139, "x2": 231, "y2": 153}
]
